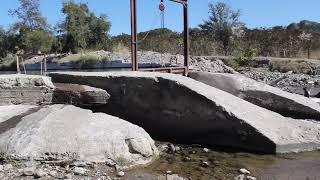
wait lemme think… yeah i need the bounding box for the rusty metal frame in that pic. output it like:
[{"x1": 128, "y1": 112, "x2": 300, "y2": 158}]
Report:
[{"x1": 130, "y1": 0, "x2": 189, "y2": 75}]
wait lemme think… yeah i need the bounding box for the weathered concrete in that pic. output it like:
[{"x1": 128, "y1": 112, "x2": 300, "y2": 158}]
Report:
[
  {"x1": 53, "y1": 83, "x2": 110, "y2": 106},
  {"x1": 189, "y1": 72, "x2": 320, "y2": 120},
  {"x1": 0, "y1": 105, "x2": 36, "y2": 123},
  {"x1": 0, "y1": 104, "x2": 158, "y2": 164},
  {"x1": 50, "y1": 71, "x2": 320, "y2": 154},
  {"x1": 0, "y1": 74, "x2": 55, "y2": 105}
]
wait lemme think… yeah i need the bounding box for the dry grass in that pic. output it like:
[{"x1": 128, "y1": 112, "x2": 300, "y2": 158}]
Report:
[
  {"x1": 269, "y1": 60, "x2": 313, "y2": 74},
  {"x1": 112, "y1": 43, "x2": 129, "y2": 53}
]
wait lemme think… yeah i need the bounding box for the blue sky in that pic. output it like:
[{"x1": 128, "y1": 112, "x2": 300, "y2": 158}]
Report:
[{"x1": 1, "y1": 0, "x2": 320, "y2": 35}]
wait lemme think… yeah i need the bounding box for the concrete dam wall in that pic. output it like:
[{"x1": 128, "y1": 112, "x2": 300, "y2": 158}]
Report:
[{"x1": 50, "y1": 71, "x2": 320, "y2": 154}]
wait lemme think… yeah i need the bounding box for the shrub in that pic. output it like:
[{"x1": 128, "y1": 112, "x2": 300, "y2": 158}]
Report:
[
  {"x1": 226, "y1": 48, "x2": 257, "y2": 69},
  {"x1": 112, "y1": 43, "x2": 129, "y2": 53}
]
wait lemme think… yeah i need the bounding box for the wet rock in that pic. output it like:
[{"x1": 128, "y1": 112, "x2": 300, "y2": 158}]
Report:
[
  {"x1": 239, "y1": 168, "x2": 251, "y2": 174},
  {"x1": 73, "y1": 167, "x2": 86, "y2": 175},
  {"x1": 0, "y1": 165, "x2": 3, "y2": 171},
  {"x1": 183, "y1": 157, "x2": 191, "y2": 162},
  {"x1": 168, "y1": 144, "x2": 176, "y2": 153},
  {"x1": 166, "y1": 174, "x2": 184, "y2": 180},
  {"x1": 117, "y1": 171, "x2": 125, "y2": 177},
  {"x1": 22, "y1": 167, "x2": 35, "y2": 176}
]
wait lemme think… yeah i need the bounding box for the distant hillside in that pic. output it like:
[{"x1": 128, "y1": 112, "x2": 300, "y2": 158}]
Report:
[{"x1": 287, "y1": 20, "x2": 320, "y2": 33}]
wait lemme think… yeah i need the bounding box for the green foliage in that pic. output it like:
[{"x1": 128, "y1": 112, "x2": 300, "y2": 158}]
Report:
[
  {"x1": 59, "y1": 1, "x2": 111, "y2": 53},
  {"x1": 227, "y1": 47, "x2": 257, "y2": 68},
  {"x1": 200, "y1": 2, "x2": 243, "y2": 55},
  {"x1": 0, "y1": 54, "x2": 17, "y2": 70},
  {"x1": 24, "y1": 30, "x2": 54, "y2": 53}
]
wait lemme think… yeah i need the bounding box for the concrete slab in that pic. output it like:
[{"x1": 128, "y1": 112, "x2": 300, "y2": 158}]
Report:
[
  {"x1": 49, "y1": 71, "x2": 320, "y2": 154},
  {"x1": 0, "y1": 74, "x2": 55, "y2": 105},
  {"x1": 189, "y1": 72, "x2": 320, "y2": 120}
]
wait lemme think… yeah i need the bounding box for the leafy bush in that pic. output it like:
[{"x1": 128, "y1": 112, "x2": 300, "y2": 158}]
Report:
[
  {"x1": 226, "y1": 48, "x2": 257, "y2": 69},
  {"x1": 0, "y1": 54, "x2": 17, "y2": 70}
]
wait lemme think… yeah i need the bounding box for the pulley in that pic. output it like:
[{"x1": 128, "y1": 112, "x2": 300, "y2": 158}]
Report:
[{"x1": 159, "y1": 0, "x2": 165, "y2": 12}]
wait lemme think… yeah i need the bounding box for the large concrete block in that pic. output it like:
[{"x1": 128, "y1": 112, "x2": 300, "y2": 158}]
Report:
[
  {"x1": 0, "y1": 105, "x2": 158, "y2": 164},
  {"x1": 0, "y1": 74, "x2": 55, "y2": 105},
  {"x1": 189, "y1": 72, "x2": 320, "y2": 120},
  {"x1": 50, "y1": 71, "x2": 320, "y2": 154}
]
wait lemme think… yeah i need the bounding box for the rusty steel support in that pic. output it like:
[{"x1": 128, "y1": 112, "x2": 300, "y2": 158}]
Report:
[
  {"x1": 130, "y1": 0, "x2": 189, "y2": 75},
  {"x1": 183, "y1": 1, "x2": 189, "y2": 75},
  {"x1": 130, "y1": 0, "x2": 138, "y2": 71}
]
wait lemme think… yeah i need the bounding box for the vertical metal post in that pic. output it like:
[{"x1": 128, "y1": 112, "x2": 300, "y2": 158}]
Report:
[
  {"x1": 130, "y1": 0, "x2": 138, "y2": 71},
  {"x1": 183, "y1": 1, "x2": 189, "y2": 75}
]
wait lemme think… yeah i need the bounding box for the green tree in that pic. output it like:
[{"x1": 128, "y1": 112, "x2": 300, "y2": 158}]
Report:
[
  {"x1": 59, "y1": 1, "x2": 111, "y2": 53},
  {"x1": 200, "y1": 2, "x2": 243, "y2": 55},
  {"x1": 9, "y1": 0, "x2": 53, "y2": 53},
  {"x1": 0, "y1": 27, "x2": 7, "y2": 58}
]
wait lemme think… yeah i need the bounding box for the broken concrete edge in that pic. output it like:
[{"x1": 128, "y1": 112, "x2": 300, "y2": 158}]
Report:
[
  {"x1": 49, "y1": 71, "x2": 320, "y2": 154},
  {"x1": 188, "y1": 71, "x2": 320, "y2": 120},
  {"x1": 0, "y1": 74, "x2": 55, "y2": 89}
]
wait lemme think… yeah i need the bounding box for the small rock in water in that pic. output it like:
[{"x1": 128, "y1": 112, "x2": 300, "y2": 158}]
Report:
[
  {"x1": 234, "y1": 174, "x2": 246, "y2": 180},
  {"x1": 4, "y1": 164, "x2": 13, "y2": 171},
  {"x1": 34, "y1": 169, "x2": 47, "y2": 178},
  {"x1": 175, "y1": 146, "x2": 181, "y2": 151},
  {"x1": 23, "y1": 167, "x2": 35, "y2": 176},
  {"x1": 239, "y1": 168, "x2": 250, "y2": 174},
  {"x1": 0, "y1": 165, "x2": 3, "y2": 171},
  {"x1": 247, "y1": 176, "x2": 257, "y2": 180},
  {"x1": 73, "y1": 167, "x2": 87, "y2": 175},
  {"x1": 117, "y1": 171, "x2": 125, "y2": 177},
  {"x1": 166, "y1": 170, "x2": 172, "y2": 175},
  {"x1": 203, "y1": 148, "x2": 210, "y2": 153}
]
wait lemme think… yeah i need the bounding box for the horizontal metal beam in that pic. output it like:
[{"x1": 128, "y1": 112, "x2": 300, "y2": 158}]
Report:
[{"x1": 168, "y1": 0, "x2": 187, "y2": 4}]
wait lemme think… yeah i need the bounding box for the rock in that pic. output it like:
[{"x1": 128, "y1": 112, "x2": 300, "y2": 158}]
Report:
[
  {"x1": 247, "y1": 176, "x2": 257, "y2": 180},
  {"x1": 3, "y1": 164, "x2": 13, "y2": 171},
  {"x1": 34, "y1": 169, "x2": 47, "y2": 178},
  {"x1": 0, "y1": 105, "x2": 158, "y2": 165},
  {"x1": 175, "y1": 146, "x2": 181, "y2": 151},
  {"x1": 239, "y1": 168, "x2": 250, "y2": 174},
  {"x1": 183, "y1": 157, "x2": 191, "y2": 161},
  {"x1": 117, "y1": 171, "x2": 125, "y2": 177},
  {"x1": 201, "y1": 161, "x2": 210, "y2": 167},
  {"x1": 0, "y1": 74, "x2": 54, "y2": 105},
  {"x1": 234, "y1": 174, "x2": 246, "y2": 180},
  {"x1": 64, "y1": 173, "x2": 73, "y2": 179},
  {"x1": 190, "y1": 57, "x2": 237, "y2": 74},
  {"x1": 166, "y1": 174, "x2": 184, "y2": 180},
  {"x1": 49, "y1": 170, "x2": 57, "y2": 177},
  {"x1": 166, "y1": 170, "x2": 172, "y2": 175},
  {"x1": 49, "y1": 71, "x2": 320, "y2": 153},
  {"x1": 22, "y1": 167, "x2": 35, "y2": 176},
  {"x1": 189, "y1": 72, "x2": 320, "y2": 120},
  {"x1": 168, "y1": 144, "x2": 176, "y2": 153},
  {"x1": 73, "y1": 167, "x2": 86, "y2": 175},
  {"x1": 53, "y1": 83, "x2": 110, "y2": 106},
  {"x1": 203, "y1": 148, "x2": 209, "y2": 153}
]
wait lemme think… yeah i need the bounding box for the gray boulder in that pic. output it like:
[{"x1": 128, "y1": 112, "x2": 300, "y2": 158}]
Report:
[
  {"x1": 50, "y1": 71, "x2": 320, "y2": 153},
  {"x1": 189, "y1": 71, "x2": 320, "y2": 120},
  {"x1": 0, "y1": 104, "x2": 158, "y2": 165},
  {"x1": 0, "y1": 74, "x2": 54, "y2": 105}
]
